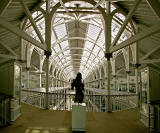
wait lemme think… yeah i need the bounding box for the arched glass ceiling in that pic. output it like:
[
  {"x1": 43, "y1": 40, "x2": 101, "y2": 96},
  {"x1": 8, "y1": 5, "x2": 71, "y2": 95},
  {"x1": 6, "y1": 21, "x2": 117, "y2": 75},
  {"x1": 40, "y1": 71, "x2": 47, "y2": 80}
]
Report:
[{"x1": 25, "y1": 1, "x2": 132, "y2": 80}]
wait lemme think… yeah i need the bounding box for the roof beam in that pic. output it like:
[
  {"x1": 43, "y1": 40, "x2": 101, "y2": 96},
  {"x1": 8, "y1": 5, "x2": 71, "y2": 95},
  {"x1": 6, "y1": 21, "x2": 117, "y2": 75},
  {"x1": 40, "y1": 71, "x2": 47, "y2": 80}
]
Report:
[
  {"x1": 140, "y1": 59, "x2": 160, "y2": 64},
  {"x1": 146, "y1": 0, "x2": 160, "y2": 19},
  {"x1": 141, "y1": 45, "x2": 160, "y2": 61},
  {"x1": 56, "y1": 10, "x2": 100, "y2": 14},
  {"x1": 61, "y1": 59, "x2": 97, "y2": 69},
  {"x1": 0, "y1": 54, "x2": 19, "y2": 60},
  {"x1": 0, "y1": 0, "x2": 12, "y2": 15},
  {"x1": 138, "y1": 48, "x2": 160, "y2": 69},
  {"x1": 111, "y1": 0, "x2": 142, "y2": 47},
  {"x1": 59, "y1": 7, "x2": 99, "y2": 10},
  {"x1": 84, "y1": 28, "x2": 102, "y2": 71},
  {"x1": 20, "y1": 0, "x2": 46, "y2": 45},
  {"x1": 0, "y1": 16, "x2": 47, "y2": 51},
  {"x1": 52, "y1": 37, "x2": 104, "y2": 51},
  {"x1": 52, "y1": 47, "x2": 101, "y2": 61},
  {"x1": 51, "y1": 53, "x2": 100, "y2": 68},
  {"x1": 59, "y1": 0, "x2": 69, "y2": 13},
  {"x1": 93, "y1": 0, "x2": 104, "y2": 9},
  {"x1": 109, "y1": 21, "x2": 160, "y2": 53},
  {"x1": 64, "y1": 64, "x2": 90, "y2": 73},
  {"x1": 0, "y1": 40, "x2": 18, "y2": 56}
]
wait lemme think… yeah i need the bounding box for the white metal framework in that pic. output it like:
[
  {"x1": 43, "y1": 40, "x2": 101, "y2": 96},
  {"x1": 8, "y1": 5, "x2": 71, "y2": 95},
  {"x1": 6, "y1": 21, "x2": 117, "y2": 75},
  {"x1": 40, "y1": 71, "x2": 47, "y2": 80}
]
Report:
[{"x1": 0, "y1": 0, "x2": 160, "y2": 109}]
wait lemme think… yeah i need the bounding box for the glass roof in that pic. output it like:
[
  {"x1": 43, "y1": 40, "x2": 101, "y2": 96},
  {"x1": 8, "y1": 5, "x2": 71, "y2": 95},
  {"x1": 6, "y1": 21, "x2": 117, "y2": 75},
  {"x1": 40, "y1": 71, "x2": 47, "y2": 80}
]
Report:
[{"x1": 26, "y1": 0, "x2": 132, "y2": 80}]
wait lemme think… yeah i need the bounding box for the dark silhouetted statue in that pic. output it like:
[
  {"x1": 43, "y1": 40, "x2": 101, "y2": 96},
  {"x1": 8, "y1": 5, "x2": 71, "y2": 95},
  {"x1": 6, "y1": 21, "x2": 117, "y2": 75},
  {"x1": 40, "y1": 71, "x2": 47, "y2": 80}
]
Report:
[{"x1": 71, "y1": 72, "x2": 84, "y2": 103}]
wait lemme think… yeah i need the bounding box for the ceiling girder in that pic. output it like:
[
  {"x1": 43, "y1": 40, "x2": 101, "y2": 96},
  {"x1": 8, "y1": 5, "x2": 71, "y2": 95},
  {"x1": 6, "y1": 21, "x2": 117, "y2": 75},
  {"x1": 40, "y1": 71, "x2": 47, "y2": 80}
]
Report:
[
  {"x1": 0, "y1": 17, "x2": 47, "y2": 51},
  {"x1": 20, "y1": 0, "x2": 46, "y2": 45},
  {"x1": 0, "y1": 0, "x2": 12, "y2": 15},
  {"x1": 110, "y1": 21, "x2": 160, "y2": 53},
  {"x1": 146, "y1": 0, "x2": 160, "y2": 19},
  {"x1": 111, "y1": 0, "x2": 142, "y2": 47}
]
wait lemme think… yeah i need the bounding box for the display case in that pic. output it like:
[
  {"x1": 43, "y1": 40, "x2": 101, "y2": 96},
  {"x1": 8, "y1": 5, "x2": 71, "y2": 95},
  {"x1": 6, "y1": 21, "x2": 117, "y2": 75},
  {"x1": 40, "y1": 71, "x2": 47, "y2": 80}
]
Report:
[
  {"x1": 149, "y1": 102, "x2": 160, "y2": 132},
  {"x1": 0, "y1": 94, "x2": 10, "y2": 127},
  {"x1": 0, "y1": 60, "x2": 21, "y2": 124},
  {"x1": 0, "y1": 60, "x2": 21, "y2": 97},
  {"x1": 140, "y1": 66, "x2": 160, "y2": 128}
]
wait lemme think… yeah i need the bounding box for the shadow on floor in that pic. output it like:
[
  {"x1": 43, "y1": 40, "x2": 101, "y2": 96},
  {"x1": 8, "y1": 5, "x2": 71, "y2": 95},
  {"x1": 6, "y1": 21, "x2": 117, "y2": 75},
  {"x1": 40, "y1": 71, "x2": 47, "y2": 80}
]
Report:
[
  {"x1": 72, "y1": 131, "x2": 86, "y2": 133},
  {"x1": 24, "y1": 127, "x2": 86, "y2": 133}
]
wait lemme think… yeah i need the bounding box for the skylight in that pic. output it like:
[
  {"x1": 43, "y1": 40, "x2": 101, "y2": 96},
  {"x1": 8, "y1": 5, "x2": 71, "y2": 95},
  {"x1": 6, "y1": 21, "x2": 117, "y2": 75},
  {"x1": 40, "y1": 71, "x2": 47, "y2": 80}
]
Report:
[{"x1": 26, "y1": 1, "x2": 132, "y2": 80}]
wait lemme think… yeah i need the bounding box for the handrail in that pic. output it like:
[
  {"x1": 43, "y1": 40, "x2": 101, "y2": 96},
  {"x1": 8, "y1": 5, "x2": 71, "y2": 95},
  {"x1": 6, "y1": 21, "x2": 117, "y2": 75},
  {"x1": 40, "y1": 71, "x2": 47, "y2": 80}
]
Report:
[
  {"x1": 21, "y1": 89, "x2": 137, "y2": 112},
  {"x1": 21, "y1": 89, "x2": 137, "y2": 97}
]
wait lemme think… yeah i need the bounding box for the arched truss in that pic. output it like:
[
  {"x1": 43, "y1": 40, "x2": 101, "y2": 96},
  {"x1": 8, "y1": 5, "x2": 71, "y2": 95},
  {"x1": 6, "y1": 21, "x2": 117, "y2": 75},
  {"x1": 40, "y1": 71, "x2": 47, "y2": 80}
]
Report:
[
  {"x1": 58, "y1": 62, "x2": 91, "y2": 76},
  {"x1": 51, "y1": 57, "x2": 105, "y2": 81},
  {"x1": 59, "y1": 59, "x2": 99, "y2": 75},
  {"x1": 65, "y1": 65, "x2": 98, "y2": 79},
  {"x1": 30, "y1": 46, "x2": 105, "y2": 76},
  {"x1": 52, "y1": 18, "x2": 103, "y2": 30},
  {"x1": 49, "y1": 48, "x2": 104, "y2": 71},
  {"x1": 49, "y1": 0, "x2": 107, "y2": 22},
  {"x1": 52, "y1": 37, "x2": 104, "y2": 51},
  {"x1": 26, "y1": 0, "x2": 135, "y2": 81},
  {"x1": 47, "y1": 0, "x2": 108, "y2": 80},
  {"x1": 61, "y1": 58, "x2": 97, "y2": 69},
  {"x1": 83, "y1": 61, "x2": 106, "y2": 81},
  {"x1": 51, "y1": 53, "x2": 103, "y2": 77},
  {"x1": 49, "y1": 47, "x2": 105, "y2": 71},
  {"x1": 51, "y1": 47, "x2": 103, "y2": 60},
  {"x1": 91, "y1": 69, "x2": 99, "y2": 80}
]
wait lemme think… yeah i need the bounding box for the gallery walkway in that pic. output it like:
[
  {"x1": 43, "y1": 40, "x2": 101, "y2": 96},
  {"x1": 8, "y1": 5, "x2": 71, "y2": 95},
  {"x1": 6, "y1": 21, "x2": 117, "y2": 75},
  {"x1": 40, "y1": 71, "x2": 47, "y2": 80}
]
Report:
[{"x1": 0, "y1": 103, "x2": 150, "y2": 133}]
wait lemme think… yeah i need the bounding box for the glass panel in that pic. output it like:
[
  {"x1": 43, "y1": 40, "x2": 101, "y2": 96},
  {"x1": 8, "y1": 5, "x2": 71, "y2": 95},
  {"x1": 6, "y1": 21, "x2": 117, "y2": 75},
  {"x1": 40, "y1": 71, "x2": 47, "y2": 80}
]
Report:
[
  {"x1": 81, "y1": 57, "x2": 87, "y2": 62},
  {"x1": 93, "y1": 45, "x2": 100, "y2": 53},
  {"x1": 140, "y1": 69, "x2": 148, "y2": 115},
  {"x1": 87, "y1": 25, "x2": 101, "y2": 40},
  {"x1": 115, "y1": 13, "x2": 125, "y2": 21},
  {"x1": 98, "y1": 50, "x2": 104, "y2": 58},
  {"x1": 83, "y1": 51, "x2": 90, "y2": 57},
  {"x1": 25, "y1": 2, "x2": 132, "y2": 80},
  {"x1": 15, "y1": 64, "x2": 21, "y2": 104},
  {"x1": 54, "y1": 45, "x2": 60, "y2": 52},
  {"x1": 59, "y1": 54, "x2": 63, "y2": 59},
  {"x1": 85, "y1": 41, "x2": 94, "y2": 50},
  {"x1": 94, "y1": 58, "x2": 99, "y2": 64},
  {"x1": 54, "y1": 23, "x2": 67, "y2": 39},
  {"x1": 90, "y1": 54, "x2": 95, "y2": 60},
  {"x1": 64, "y1": 50, "x2": 70, "y2": 55},
  {"x1": 61, "y1": 40, "x2": 69, "y2": 49},
  {"x1": 97, "y1": 30, "x2": 105, "y2": 47}
]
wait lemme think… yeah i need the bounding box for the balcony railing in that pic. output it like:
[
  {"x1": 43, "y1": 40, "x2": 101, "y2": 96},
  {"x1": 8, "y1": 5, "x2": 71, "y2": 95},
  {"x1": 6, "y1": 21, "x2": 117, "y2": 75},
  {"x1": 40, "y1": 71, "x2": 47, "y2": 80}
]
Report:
[
  {"x1": 0, "y1": 95, "x2": 10, "y2": 126},
  {"x1": 21, "y1": 89, "x2": 137, "y2": 112}
]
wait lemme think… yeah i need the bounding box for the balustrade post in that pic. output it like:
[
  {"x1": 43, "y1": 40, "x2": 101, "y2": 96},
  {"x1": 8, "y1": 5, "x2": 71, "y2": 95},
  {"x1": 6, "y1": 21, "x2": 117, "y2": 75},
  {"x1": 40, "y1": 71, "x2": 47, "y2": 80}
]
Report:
[
  {"x1": 39, "y1": 73, "x2": 42, "y2": 88},
  {"x1": 26, "y1": 67, "x2": 30, "y2": 89}
]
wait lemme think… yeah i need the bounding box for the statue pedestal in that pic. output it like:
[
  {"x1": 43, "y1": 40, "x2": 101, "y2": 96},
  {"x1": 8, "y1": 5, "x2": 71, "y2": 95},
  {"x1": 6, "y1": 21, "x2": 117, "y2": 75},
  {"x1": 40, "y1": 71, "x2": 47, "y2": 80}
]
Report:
[{"x1": 72, "y1": 103, "x2": 86, "y2": 131}]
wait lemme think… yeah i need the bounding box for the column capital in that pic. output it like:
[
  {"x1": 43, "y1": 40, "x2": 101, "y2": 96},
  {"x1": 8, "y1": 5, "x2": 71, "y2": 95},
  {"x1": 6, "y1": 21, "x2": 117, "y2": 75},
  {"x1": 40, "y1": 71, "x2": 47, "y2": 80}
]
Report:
[
  {"x1": 26, "y1": 67, "x2": 30, "y2": 71},
  {"x1": 105, "y1": 52, "x2": 112, "y2": 60},
  {"x1": 133, "y1": 63, "x2": 141, "y2": 68},
  {"x1": 126, "y1": 71, "x2": 131, "y2": 74},
  {"x1": 18, "y1": 59, "x2": 26, "y2": 63},
  {"x1": 44, "y1": 50, "x2": 52, "y2": 57}
]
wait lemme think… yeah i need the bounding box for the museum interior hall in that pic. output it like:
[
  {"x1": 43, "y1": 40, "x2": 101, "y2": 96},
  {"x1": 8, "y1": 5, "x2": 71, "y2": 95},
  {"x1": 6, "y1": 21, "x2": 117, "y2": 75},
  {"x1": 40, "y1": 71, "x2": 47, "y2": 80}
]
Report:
[{"x1": 0, "y1": 0, "x2": 160, "y2": 133}]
